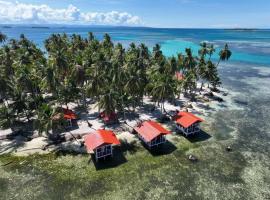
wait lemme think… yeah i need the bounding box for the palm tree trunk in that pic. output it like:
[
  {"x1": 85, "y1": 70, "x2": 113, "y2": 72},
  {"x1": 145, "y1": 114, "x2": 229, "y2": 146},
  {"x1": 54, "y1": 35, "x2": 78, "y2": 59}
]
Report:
[
  {"x1": 120, "y1": 94, "x2": 126, "y2": 120},
  {"x1": 216, "y1": 58, "x2": 221, "y2": 68},
  {"x1": 82, "y1": 89, "x2": 87, "y2": 109},
  {"x1": 200, "y1": 82, "x2": 204, "y2": 91},
  {"x1": 97, "y1": 96, "x2": 101, "y2": 113},
  {"x1": 2, "y1": 99, "x2": 12, "y2": 127},
  {"x1": 162, "y1": 101, "x2": 165, "y2": 113}
]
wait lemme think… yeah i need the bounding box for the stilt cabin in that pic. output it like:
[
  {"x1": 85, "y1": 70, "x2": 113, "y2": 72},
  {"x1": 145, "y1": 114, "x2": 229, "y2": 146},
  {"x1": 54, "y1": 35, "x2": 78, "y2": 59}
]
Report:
[
  {"x1": 99, "y1": 111, "x2": 118, "y2": 125},
  {"x1": 173, "y1": 111, "x2": 203, "y2": 136},
  {"x1": 84, "y1": 129, "x2": 120, "y2": 161},
  {"x1": 63, "y1": 108, "x2": 77, "y2": 127},
  {"x1": 52, "y1": 108, "x2": 77, "y2": 128},
  {"x1": 134, "y1": 120, "x2": 171, "y2": 149}
]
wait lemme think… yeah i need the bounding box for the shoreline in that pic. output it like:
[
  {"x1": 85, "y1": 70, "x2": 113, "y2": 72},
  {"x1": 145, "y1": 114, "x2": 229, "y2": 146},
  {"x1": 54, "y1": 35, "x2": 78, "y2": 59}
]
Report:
[{"x1": 0, "y1": 85, "x2": 231, "y2": 157}]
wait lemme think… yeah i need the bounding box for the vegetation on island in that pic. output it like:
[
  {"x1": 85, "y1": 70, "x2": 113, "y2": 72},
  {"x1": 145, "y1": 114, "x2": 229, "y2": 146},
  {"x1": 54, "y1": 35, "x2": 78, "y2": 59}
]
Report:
[{"x1": 0, "y1": 31, "x2": 231, "y2": 135}]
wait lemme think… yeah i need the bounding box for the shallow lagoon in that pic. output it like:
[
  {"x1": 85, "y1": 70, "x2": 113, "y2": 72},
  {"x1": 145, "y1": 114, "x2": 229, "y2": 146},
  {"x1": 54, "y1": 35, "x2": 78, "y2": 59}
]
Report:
[{"x1": 0, "y1": 62, "x2": 269, "y2": 200}]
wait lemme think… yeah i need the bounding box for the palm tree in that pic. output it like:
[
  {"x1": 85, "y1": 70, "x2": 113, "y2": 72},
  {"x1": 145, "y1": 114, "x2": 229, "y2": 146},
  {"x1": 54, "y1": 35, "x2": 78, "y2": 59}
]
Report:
[
  {"x1": 199, "y1": 42, "x2": 208, "y2": 57},
  {"x1": 197, "y1": 57, "x2": 207, "y2": 91},
  {"x1": 148, "y1": 68, "x2": 176, "y2": 112},
  {"x1": 109, "y1": 44, "x2": 128, "y2": 116},
  {"x1": 88, "y1": 32, "x2": 95, "y2": 42},
  {"x1": 102, "y1": 33, "x2": 114, "y2": 59},
  {"x1": 1, "y1": 46, "x2": 13, "y2": 77},
  {"x1": 58, "y1": 76, "x2": 79, "y2": 108},
  {"x1": 0, "y1": 32, "x2": 233, "y2": 138},
  {"x1": 139, "y1": 43, "x2": 150, "y2": 65},
  {"x1": 72, "y1": 64, "x2": 87, "y2": 108},
  {"x1": 0, "y1": 32, "x2": 7, "y2": 43},
  {"x1": 183, "y1": 48, "x2": 197, "y2": 71},
  {"x1": 35, "y1": 104, "x2": 56, "y2": 136},
  {"x1": 0, "y1": 105, "x2": 15, "y2": 130},
  {"x1": 208, "y1": 44, "x2": 215, "y2": 60},
  {"x1": 217, "y1": 44, "x2": 232, "y2": 66},
  {"x1": 97, "y1": 89, "x2": 118, "y2": 115},
  {"x1": 167, "y1": 56, "x2": 178, "y2": 75}
]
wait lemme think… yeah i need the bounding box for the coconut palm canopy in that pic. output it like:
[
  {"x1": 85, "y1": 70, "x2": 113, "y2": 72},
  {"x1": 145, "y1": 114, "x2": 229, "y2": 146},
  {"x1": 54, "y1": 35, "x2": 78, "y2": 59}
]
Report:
[{"x1": 0, "y1": 32, "x2": 231, "y2": 134}]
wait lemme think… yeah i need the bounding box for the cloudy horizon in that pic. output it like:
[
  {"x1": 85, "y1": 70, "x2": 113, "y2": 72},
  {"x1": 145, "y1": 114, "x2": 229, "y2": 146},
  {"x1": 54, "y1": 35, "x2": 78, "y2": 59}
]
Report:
[
  {"x1": 0, "y1": 1, "x2": 141, "y2": 26},
  {"x1": 0, "y1": 0, "x2": 269, "y2": 28}
]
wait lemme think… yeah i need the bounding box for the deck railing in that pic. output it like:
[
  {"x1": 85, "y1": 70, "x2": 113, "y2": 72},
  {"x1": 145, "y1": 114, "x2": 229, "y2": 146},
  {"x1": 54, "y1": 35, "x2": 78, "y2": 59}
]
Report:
[{"x1": 96, "y1": 146, "x2": 113, "y2": 159}]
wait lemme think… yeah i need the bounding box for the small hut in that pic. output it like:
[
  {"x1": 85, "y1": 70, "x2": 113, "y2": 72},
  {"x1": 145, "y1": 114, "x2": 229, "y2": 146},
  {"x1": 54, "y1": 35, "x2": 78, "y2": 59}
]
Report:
[
  {"x1": 175, "y1": 72, "x2": 185, "y2": 81},
  {"x1": 173, "y1": 111, "x2": 203, "y2": 136},
  {"x1": 63, "y1": 108, "x2": 77, "y2": 128},
  {"x1": 99, "y1": 111, "x2": 118, "y2": 125},
  {"x1": 52, "y1": 108, "x2": 77, "y2": 128},
  {"x1": 134, "y1": 120, "x2": 171, "y2": 149},
  {"x1": 84, "y1": 129, "x2": 120, "y2": 161}
]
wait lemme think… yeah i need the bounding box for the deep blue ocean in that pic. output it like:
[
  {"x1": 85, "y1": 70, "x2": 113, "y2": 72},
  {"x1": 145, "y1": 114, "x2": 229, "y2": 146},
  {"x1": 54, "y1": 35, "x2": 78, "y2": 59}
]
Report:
[{"x1": 1, "y1": 25, "x2": 270, "y2": 66}]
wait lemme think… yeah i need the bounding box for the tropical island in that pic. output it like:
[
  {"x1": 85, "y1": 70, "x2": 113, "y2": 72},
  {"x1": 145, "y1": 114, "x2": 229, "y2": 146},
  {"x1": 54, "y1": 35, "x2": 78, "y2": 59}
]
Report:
[
  {"x1": 0, "y1": 31, "x2": 232, "y2": 198},
  {"x1": 0, "y1": 31, "x2": 231, "y2": 151}
]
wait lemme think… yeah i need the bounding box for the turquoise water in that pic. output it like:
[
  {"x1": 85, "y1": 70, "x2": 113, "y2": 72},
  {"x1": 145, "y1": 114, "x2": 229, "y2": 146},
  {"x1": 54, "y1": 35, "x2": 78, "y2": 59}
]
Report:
[
  {"x1": 161, "y1": 39, "x2": 270, "y2": 65},
  {"x1": 1, "y1": 26, "x2": 270, "y2": 199},
  {"x1": 1, "y1": 26, "x2": 270, "y2": 66}
]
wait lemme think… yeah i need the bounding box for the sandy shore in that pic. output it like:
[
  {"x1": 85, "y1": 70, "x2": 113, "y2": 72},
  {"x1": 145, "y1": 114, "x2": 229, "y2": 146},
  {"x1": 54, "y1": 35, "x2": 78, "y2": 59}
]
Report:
[{"x1": 0, "y1": 86, "x2": 233, "y2": 156}]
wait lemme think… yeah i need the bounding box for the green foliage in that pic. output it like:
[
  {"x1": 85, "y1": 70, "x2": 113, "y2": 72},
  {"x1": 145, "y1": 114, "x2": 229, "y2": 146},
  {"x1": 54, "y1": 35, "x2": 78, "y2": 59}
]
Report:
[
  {"x1": 0, "y1": 105, "x2": 15, "y2": 129},
  {"x1": 35, "y1": 104, "x2": 55, "y2": 135},
  {"x1": 34, "y1": 104, "x2": 66, "y2": 135},
  {"x1": 0, "y1": 32, "x2": 7, "y2": 43},
  {"x1": 0, "y1": 32, "x2": 231, "y2": 133}
]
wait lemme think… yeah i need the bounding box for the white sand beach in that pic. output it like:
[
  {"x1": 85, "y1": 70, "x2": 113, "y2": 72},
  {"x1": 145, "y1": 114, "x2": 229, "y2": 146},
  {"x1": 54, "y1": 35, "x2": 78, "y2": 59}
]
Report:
[{"x1": 0, "y1": 85, "x2": 233, "y2": 156}]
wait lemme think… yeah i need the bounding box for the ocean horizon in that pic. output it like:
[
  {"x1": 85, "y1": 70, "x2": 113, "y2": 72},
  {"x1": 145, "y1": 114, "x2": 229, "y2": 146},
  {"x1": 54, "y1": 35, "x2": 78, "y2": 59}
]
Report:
[{"x1": 1, "y1": 25, "x2": 270, "y2": 66}]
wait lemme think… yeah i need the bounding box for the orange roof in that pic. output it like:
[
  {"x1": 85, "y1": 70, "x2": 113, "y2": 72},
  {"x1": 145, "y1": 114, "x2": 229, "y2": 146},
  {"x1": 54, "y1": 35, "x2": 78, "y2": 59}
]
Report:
[
  {"x1": 174, "y1": 111, "x2": 203, "y2": 128},
  {"x1": 175, "y1": 72, "x2": 184, "y2": 81},
  {"x1": 63, "y1": 108, "x2": 77, "y2": 120},
  {"x1": 84, "y1": 129, "x2": 120, "y2": 151},
  {"x1": 134, "y1": 120, "x2": 171, "y2": 142}
]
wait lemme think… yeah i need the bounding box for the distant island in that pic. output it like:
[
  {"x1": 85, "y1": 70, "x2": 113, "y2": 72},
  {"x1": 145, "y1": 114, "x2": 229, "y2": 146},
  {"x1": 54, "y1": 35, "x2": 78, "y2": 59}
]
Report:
[
  {"x1": 1, "y1": 25, "x2": 12, "y2": 28},
  {"x1": 31, "y1": 26, "x2": 50, "y2": 29},
  {"x1": 224, "y1": 28, "x2": 259, "y2": 31}
]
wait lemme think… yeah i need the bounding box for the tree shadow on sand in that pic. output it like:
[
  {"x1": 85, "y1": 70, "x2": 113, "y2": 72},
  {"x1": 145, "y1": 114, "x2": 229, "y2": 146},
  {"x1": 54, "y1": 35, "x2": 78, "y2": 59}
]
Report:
[
  {"x1": 83, "y1": 112, "x2": 100, "y2": 120},
  {"x1": 2, "y1": 120, "x2": 37, "y2": 140},
  {"x1": 136, "y1": 103, "x2": 164, "y2": 120},
  {"x1": 118, "y1": 111, "x2": 139, "y2": 121},
  {"x1": 0, "y1": 136, "x2": 27, "y2": 154}
]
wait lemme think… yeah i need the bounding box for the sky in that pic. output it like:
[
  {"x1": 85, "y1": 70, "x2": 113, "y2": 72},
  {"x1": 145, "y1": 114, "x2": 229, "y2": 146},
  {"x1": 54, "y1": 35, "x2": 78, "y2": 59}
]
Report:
[{"x1": 0, "y1": 0, "x2": 270, "y2": 28}]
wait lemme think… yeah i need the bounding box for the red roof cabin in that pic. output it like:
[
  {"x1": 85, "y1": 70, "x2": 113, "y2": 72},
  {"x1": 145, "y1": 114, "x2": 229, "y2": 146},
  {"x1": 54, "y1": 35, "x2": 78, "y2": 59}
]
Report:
[
  {"x1": 52, "y1": 108, "x2": 77, "y2": 128},
  {"x1": 173, "y1": 111, "x2": 203, "y2": 136},
  {"x1": 134, "y1": 120, "x2": 171, "y2": 149},
  {"x1": 84, "y1": 129, "x2": 120, "y2": 161},
  {"x1": 99, "y1": 111, "x2": 118, "y2": 125},
  {"x1": 175, "y1": 72, "x2": 185, "y2": 81},
  {"x1": 63, "y1": 108, "x2": 77, "y2": 128}
]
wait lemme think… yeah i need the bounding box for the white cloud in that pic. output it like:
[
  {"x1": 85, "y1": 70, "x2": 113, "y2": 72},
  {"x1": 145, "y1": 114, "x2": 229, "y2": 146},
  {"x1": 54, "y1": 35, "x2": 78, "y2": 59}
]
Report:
[{"x1": 0, "y1": 1, "x2": 142, "y2": 25}]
